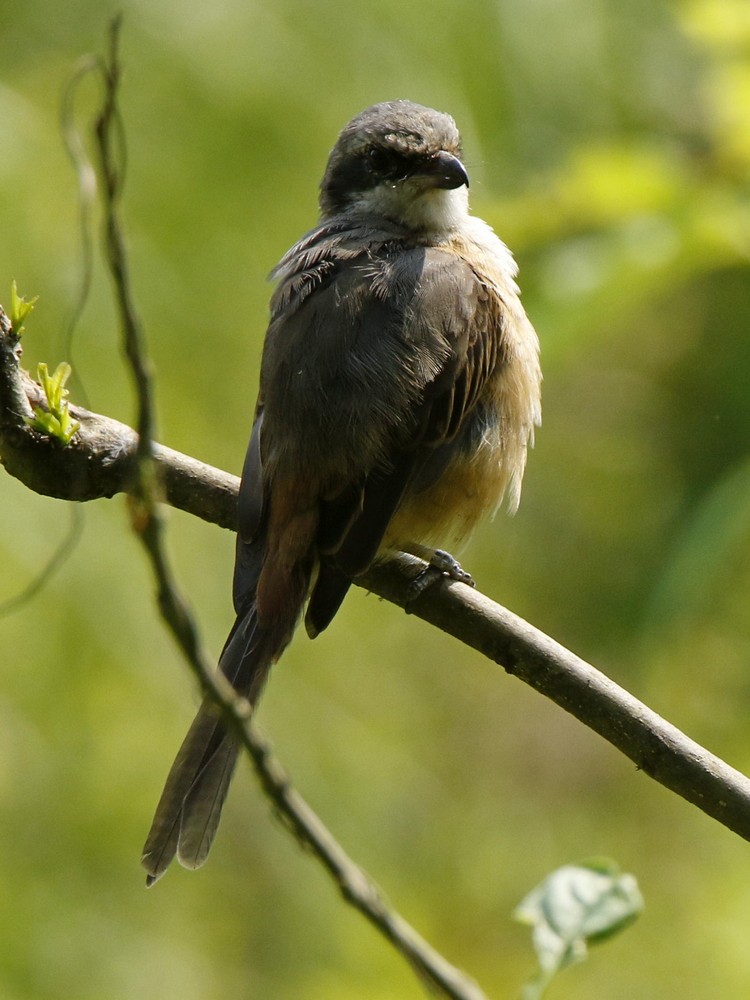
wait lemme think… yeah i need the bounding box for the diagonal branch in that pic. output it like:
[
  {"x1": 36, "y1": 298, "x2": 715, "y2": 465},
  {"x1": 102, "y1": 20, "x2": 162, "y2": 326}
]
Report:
[{"x1": 4, "y1": 316, "x2": 750, "y2": 845}]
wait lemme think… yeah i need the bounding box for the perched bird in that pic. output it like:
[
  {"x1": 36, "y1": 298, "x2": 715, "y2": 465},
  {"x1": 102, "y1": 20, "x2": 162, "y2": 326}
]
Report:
[{"x1": 142, "y1": 100, "x2": 541, "y2": 883}]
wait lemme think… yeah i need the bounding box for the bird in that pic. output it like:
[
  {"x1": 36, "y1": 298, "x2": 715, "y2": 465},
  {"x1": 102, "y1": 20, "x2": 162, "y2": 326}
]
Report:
[{"x1": 141, "y1": 100, "x2": 541, "y2": 883}]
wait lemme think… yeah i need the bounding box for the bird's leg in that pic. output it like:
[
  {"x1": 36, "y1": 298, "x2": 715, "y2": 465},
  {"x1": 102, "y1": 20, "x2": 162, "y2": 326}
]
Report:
[{"x1": 404, "y1": 545, "x2": 475, "y2": 607}]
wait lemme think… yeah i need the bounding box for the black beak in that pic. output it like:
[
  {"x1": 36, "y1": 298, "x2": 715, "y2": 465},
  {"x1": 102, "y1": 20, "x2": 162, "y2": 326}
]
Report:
[{"x1": 424, "y1": 150, "x2": 469, "y2": 190}]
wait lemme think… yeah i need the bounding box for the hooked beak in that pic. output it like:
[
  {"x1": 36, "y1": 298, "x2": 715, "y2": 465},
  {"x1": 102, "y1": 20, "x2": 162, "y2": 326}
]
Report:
[{"x1": 423, "y1": 150, "x2": 469, "y2": 190}]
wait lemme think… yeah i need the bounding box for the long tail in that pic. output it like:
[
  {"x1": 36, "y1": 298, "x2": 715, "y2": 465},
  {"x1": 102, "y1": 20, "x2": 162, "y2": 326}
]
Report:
[{"x1": 141, "y1": 604, "x2": 285, "y2": 885}]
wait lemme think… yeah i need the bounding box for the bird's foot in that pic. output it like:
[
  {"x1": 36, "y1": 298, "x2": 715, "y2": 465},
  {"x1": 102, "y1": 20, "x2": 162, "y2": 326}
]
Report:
[{"x1": 406, "y1": 549, "x2": 475, "y2": 609}]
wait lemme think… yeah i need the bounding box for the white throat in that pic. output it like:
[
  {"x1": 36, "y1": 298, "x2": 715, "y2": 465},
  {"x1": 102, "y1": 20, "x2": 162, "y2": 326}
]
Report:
[{"x1": 353, "y1": 182, "x2": 471, "y2": 236}]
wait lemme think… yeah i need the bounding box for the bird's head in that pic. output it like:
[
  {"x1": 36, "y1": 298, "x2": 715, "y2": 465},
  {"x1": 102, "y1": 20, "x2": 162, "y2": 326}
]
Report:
[{"x1": 319, "y1": 100, "x2": 470, "y2": 234}]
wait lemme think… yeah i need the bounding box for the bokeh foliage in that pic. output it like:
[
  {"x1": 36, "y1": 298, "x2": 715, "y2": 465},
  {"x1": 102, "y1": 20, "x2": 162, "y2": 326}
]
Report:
[{"x1": 1, "y1": 1, "x2": 750, "y2": 997}]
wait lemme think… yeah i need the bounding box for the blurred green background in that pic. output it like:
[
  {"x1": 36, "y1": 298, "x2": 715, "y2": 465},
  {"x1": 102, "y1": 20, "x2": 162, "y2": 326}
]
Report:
[{"x1": 2, "y1": 1, "x2": 750, "y2": 997}]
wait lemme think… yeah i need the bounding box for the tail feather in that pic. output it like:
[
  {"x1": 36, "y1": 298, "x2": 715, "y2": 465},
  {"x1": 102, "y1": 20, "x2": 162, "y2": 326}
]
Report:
[
  {"x1": 142, "y1": 603, "x2": 277, "y2": 884},
  {"x1": 143, "y1": 517, "x2": 315, "y2": 883},
  {"x1": 177, "y1": 738, "x2": 240, "y2": 870},
  {"x1": 141, "y1": 699, "x2": 238, "y2": 884}
]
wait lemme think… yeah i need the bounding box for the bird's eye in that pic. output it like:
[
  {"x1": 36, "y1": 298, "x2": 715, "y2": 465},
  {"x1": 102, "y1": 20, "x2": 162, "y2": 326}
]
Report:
[{"x1": 365, "y1": 146, "x2": 390, "y2": 174}]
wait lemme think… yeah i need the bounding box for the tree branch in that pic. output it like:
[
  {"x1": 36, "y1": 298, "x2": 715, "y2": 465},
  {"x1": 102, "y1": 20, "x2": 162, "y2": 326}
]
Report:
[
  {"x1": 367, "y1": 557, "x2": 750, "y2": 839},
  {"x1": 4, "y1": 311, "x2": 750, "y2": 845},
  {"x1": 0, "y1": 350, "x2": 239, "y2": 526}
]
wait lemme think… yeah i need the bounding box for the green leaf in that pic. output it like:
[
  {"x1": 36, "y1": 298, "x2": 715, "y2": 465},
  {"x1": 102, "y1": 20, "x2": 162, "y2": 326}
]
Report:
[
  {"x1": 9, "y1": 280, "x2": 39, "y2": 337},
  {"x1": 514, "y1": 860, "x2": 643, "y2": 999},
  {"x1": 27, "y1": 361, "x2": 81, "y2": 445}
]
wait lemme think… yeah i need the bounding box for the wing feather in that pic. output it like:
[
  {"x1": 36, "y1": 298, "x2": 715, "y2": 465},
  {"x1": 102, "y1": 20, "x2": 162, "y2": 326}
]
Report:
[{"x1": 268, "y1": 233, "x2": 504, "y2": 636}]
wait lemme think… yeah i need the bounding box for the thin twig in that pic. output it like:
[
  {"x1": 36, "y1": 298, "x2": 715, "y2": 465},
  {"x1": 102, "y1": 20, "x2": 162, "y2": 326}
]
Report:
[
  {"x1": 86, "y1": 18, "x2": 490, "y2": 1000},
  {"x1": 95, "y1": 15, "x2": 154, "y2": 459}
]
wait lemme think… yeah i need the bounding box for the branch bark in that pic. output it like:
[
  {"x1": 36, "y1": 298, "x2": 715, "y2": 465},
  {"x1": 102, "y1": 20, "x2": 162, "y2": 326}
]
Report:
[{"x1": 4, "y1": 315, "x2": 750, "y2": 844}]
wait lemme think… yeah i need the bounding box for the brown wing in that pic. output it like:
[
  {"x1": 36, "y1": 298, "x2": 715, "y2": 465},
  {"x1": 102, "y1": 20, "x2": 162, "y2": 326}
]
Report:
[
  {"x1": 232, "y1": 408, "x2": 266, "y2": 616},
  {"x1": 300, "y1": 243, "x2": 503, "y2": 636}
]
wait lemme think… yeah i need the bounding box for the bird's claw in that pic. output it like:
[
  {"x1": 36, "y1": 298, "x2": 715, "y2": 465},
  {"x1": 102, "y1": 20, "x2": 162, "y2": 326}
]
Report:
[{"x1": 405, "y1": 549, "x2": 475, "y2": 611}]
